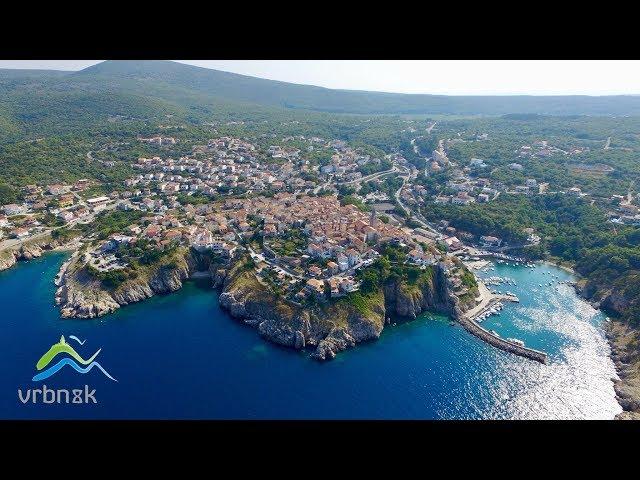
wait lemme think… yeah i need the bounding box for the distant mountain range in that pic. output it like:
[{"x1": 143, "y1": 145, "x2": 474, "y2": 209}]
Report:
[
  {"x1": 73, "y1": 61, "x2": 640, "y2": 116},
  {"x1": 2, "y1": 60, "x2": 640, "y2": 142}
]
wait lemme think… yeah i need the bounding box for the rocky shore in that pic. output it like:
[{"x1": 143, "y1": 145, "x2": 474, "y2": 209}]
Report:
[
  {"x1": 573, "y1": 274, "x2": 640, "y2": 419},
  {"x1": 0, "y1": 235, "x2": 77, "y2": 272},
  {"x1": 218, "y1": 260, "x2": 463, "y2": 360},
  {"x1": 56, "y1": 247, "x2": 198, "y2": 318},
  {"x1": 54, "y1": 245, "x2": 476, "y2": 361},
  {"x1": 605, "y1": 320, "x2": 640, "y2": 419}
]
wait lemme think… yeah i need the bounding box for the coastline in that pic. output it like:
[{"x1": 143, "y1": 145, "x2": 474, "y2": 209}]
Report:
[
  {"x1": 605, "y1": 319, "x2": 640, "y2": 419},
  {"x1": 5, "y1": 238, "x2": 637, "y2": 417},
  {"x1": 537, "y1": 257, "x2": 638, "y2": 418},
  {"x1": 1, "y1": 249, "x2": 622, "y2": 420},
  {"x1": 541, "y1": 259, "x2": 576, "y2": 275},
  {"x1": 0, "y1": 235, "x2": 79, "y2": 273}
]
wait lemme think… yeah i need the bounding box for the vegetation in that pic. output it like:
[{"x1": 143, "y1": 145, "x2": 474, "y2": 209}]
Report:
[
  {"x1": 50, "y1": 227, "x2": 81, "y2": 243},
  {"x1": 86, "y1": 264, "x2": 134, "y2": 289},
  {"x1": 268, "y1": 228, "x2": 307, "y2": 256},
  {"x1": 357, "y1": 158, "x2": 392, "y2": 176},
  {"x1": 340, "y1": 195, "x2": 370, "y2": 212},
  {"x1": 79, "y1": 210, "x2": 145, "y2": 240},
  {"x1": 356, "y1": 244, "x2": 434, "y2": 294},
  {"x1": 424, "y1": 192, "x2": 640, "y2": 323},
  {"x1": 176, "y1": 192, "x2": 214, "y2": 205},
  {"x1": 3, "y1": 59, "x2": 640, "y2": 333}
]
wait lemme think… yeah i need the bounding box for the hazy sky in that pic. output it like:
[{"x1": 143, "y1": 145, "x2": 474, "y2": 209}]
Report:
[{"x1": 0, "y1": 60, "x2": 639, "y2": 96}]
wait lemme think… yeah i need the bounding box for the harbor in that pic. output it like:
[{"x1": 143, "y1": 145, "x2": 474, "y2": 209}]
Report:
[{"x1": 458, "y1": 259, "x2": 549, "y2": 364}]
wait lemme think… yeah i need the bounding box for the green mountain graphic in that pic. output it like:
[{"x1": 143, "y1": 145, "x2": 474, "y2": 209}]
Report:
[{"x1": 36, "y1": 335, "x2": 101, "y2": 371}]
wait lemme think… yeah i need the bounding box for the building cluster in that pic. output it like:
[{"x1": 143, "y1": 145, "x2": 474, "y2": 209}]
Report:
[
  {"x1": 1, "y1": 180, "x2": 103, "y2": 240},
  {"x1": 86, "y1": 204, "x2": 241, "y2": 273},
  {"x1": 124, "y1": 137, "x2": 319, "y2": 197},
  {"x1": 318, "y1": 145, "x2": 382, "y2": 181},
  {"x1": 137, "y1": 135, "x2": 176, "y2": 146},
  {"x1": 516, "y1": 140, "x2": 588, "y2": 158},
  {"x1": 220, "y1": 193, "x2": 443, "y2": 302},
  {"x1": 609, "y1": 195, "x2": 640, "y2": 226}
]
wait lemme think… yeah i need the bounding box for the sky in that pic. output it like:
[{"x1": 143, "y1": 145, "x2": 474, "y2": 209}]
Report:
[{"x1": 0, "y1": 60, "x2": 639, "y2": 96}]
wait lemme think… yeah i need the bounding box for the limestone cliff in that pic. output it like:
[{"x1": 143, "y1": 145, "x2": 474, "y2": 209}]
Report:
[
  {"x1": 57, "y1": 247, "x2": 197, "y2": 318},
  {"x1": 0, "y1": 235, "x2": 69, "y2": 272},
  {"x1": 0, "y1": 250, "x2": 17, "y2": 271},
  {"x1": 219, "y1": 260, "x2": 461, "y2": 361},
  {"x1": 383, "y1": 263, "x2": 458, "y2": 320},
  {"x1": 56, "y1": 247, "x2": 467, "y2": 361},
  {"x1": 606, "y1": 320, "x2": 640, "y2": 419},
  {"x1": 575, "y1": 273, "x2": 640, "y2": 419}
]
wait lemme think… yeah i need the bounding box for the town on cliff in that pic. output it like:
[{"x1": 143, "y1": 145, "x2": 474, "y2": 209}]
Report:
[{"x1": 1, "y1": 134, "x2": 506, "y2": 361}]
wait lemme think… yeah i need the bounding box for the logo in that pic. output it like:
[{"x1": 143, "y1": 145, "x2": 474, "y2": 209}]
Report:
[
  {"x1": 17, "y1": 335, "x2": 116, "y2": 405},
  {"x1": 32, "y1": 335, "x2": 117, "y2": 382}
]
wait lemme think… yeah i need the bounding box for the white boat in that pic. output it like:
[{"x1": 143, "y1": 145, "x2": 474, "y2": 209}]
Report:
[{"x1": 507, "y1": 338, "x2": 525, "y2": 347}]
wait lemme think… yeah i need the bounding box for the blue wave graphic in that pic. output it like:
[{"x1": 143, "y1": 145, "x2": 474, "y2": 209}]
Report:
[
  {"x1": 32, "y1": 357, "x2": 117, "y2": 382},
  {"x1": 69, "y1": 335, "x2": 86, "y2": 345}
]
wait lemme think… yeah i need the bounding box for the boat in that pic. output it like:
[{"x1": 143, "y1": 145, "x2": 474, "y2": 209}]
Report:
[
  {"x1": 507, "y1": 338, "x2": 525, "y2": 346},
  {"x1": 490, "y1": 330, "x2": 500, "y2": 337}
]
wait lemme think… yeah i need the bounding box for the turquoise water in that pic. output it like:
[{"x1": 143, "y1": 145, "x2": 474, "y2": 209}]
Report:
[{"x1": 0, "y1": 253, "x2": 622, "y2": 419}]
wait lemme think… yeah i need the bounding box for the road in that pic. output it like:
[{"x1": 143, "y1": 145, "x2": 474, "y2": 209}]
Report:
[
  {"x1": 410, "y1": 137, "x2": 420, "y2": 155},
  {"x1": 0, "y1": 229, "x2": 54, "y2": 250},
  {"x1": 335, "y1": 167, "x2": 397, "y2": 186},
  {"x1": 409, "y1": 123, "x2": 436, "y2": 159},
  {"x1": 391, "y1": 162, "x2": 442, "y2": 237},
  {"x1": 0, "y1": 202, "x2": 116, "y2": 252}
]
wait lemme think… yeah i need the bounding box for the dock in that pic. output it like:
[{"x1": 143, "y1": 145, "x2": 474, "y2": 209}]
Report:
[
  {"x1": 457, "y1": 280, "x2": 548, "y2": 364},
  {"x1": 458, "y1": 316, "x2": 547, "y2": 364}
]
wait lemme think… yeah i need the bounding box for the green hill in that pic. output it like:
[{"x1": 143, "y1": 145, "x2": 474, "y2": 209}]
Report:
[
  {"x1": 2, "y1": 60, "x2": 640, "y2": 143},
  {"x1": 73, "y1": 60, "x2": 640, "y2": 116}
]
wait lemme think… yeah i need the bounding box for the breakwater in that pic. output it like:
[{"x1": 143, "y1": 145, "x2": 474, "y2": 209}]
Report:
[{"x1": 458, "y1": 317, "x2": 547, "y2": 363}]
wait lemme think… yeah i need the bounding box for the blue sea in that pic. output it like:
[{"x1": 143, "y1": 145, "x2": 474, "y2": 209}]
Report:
[{"x1": 0, "y1": 253, "x2": 622, "y2": 419}]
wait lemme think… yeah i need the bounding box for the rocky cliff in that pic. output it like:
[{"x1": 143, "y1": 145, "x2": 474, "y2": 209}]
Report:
[
  {"x1": 0, "y1": 236, "x2": 68, "y2": 272},
  {"x1": 57, "y1": 247, "x2": 198, "y2": 318},
  {"x1": 606, "y1": 320, "x2": 640, "y2": 419},
  {"x1": 575, "y1": 274, "x2": 640, "y2": 419},
  {"x1": 56, "y1": 247, "x2": 467, "y2": 360},
  {"x1": 383, "y1": 264, "x2": 459, "y2": 320},
  {"x1": 219, "y1": 260, "x2": 462, "y2": 360}
]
